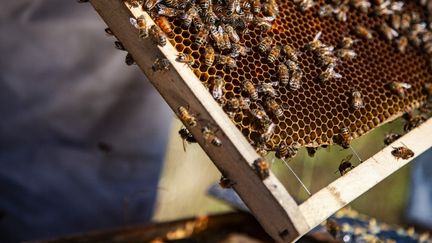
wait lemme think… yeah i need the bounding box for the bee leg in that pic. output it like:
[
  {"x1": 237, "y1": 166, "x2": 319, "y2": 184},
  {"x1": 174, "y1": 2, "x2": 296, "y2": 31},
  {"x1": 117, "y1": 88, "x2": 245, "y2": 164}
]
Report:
[
  {"x1": 349, "y1": 146, "x2": 363, "y2": 162},
  {"x1": 281, "y1": 158, "x2": 312, "y2": 196}
]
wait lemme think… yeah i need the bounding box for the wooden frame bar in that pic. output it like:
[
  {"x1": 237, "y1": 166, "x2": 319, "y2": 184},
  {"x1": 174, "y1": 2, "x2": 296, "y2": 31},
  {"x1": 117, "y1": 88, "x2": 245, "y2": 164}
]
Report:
[{"x1": 88, "y1": 1, "x2": 432, "y2": 241}]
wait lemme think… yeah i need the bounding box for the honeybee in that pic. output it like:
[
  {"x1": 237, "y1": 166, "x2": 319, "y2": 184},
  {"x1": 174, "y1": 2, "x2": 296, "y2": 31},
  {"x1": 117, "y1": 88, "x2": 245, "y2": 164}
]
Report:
[
  {"x1": 351, "y1": 89, "x2": 365, "y2": 110},
  {"x1": 263, "y1": 0, "x2": 279, "y2": 19},
  {"x1": 178, "y1": 106, "x2": 197, "y2": 127},
  {"x1": 265, "y1": 98, "x2": 283, "y2": 117},
  {"x1": 336, "y1": 127, "x2": 352, "y2": 149},
  {"x1": 386, "y1": 81, "x2": 412, "y2": 98},
  {"x1": 231, "y1": 43, "x2": 250, "y2": 57},
  {"x1": 400, "y1": 13, "x2": 411, "y2": 31},
  {"x1": 283, "y1": 45, "x2": 299, "y2": 62},
  {"x1": 210, "y1": 26, "x2": 225, "y2": 50},
  {"x1": 390, "y1": 14, "x2": 401, "y2": 30},
  {"x1": 326, "y1": 219, "x2": 340, "y2": 238},
  {"x1": 212, "y1": 76, "x2": 225, "y2": 100},
  {"x1": 306, "y1": 147, "x2": 318, "y2": 157},
  {"x1": 379, "y1": 23, "x2": 398, "y2": 41},
  {"x1": 224, "y1": 25, "x2": 240, "y2": 43},
  {"x1": 250, "y1": 104, "x2": 270, "y2": 125},
  {"x1": 259, "y1": 83, "x2": 278, "y2": 97},
  {"x1": 149, "y1": 25, "x2": 167, "y2": 46},
  {"x1": 336, "y1": 154, "x2": 355, "y2": 176},
  {"x1": 176, "y1": 53, "x2": 195, "y2": 66},
  {"x1": 202, "y1": 126, "x2": 222, "y2": 147},
  {"x1": 278, "y1": 63, "x2": 290, "y2": 85},
  {"x1": 163, "y1": 0, "x2": 177, "y2": 8},
  {"x1": 227, "y1": 0, "x2": 240, "y2": 15},
  {"x1": 252, "y1": 0, "x2": 261, "y2": 14},
  {"x1": 336, "y1": 48, "x2": 356, "y2": 60},
  {"x1": 256, "y1": 19, "x2": 273, "y2": 33},
  {"x1": 253, "y1": 158, "x2": 270, "y2": 180},
  {"x1": 256, "y1": 144, "x2": 269, "y2": 157},
  {"x1": 155, "y1": 16, "x2": 174, "y2": 38},
  {"x1": 240, "y1": 0, "x2": 251, "y2": 10},
  {"x1": 131, "y1": 15, "x2": 149, "y2": 39},
  {"x1": 224, "y1": 96, "x2": 250, "y2": 117},
  {"x1": 215, "y1": 54, "x2": 237, "y2": 69},
  {"x1": 296, "y1": 0, "x2": 315, "y2": 12},
  {"x1": 152, "y1": 58, "x2": 170, "y2": 72},
  {"x1": 222, "y1": 31, "x2": 232, "y2": 50},
  {"x1": 124, "y1": 0, "x2": 143, "y2": 8},
  {"x1": 114, "y1": 41, "x2": 126, "y2": 51},
  {"x1": 157, "y1": 4, "x2": 178, "y2": 17},
  {"x1": 105, "y1": 27, "x2": 114, "y2": 36},
  {"x1": 180, "y1": 6, "x2": 199, "y2": 28},
  {"x1": 355, "y1": 25, "x2": 373, "y2": 39},
  {"x1": 403, "y1": 112, "x2": 426, "y2": 132},
  {"x1": 319, "y1": 5, "x2": 334, "y2": 17},
  {"x1": 395, "y1": 36, "x2": 408, "y2": 53},
  {"x1": 143, "y1": 0, "x2": 161, "y2": 11},
  {"x1": 204, "y1": 46, "x2": 215, "y2": 67},
  {"x1": 384, "y1": 132, "x2": 401, "y2": 145},
  {"x1": 179, "y1": 127, "x2": 197, "y2": 151},
  {"x1": 258, "y1": 36, "x2": 273, "y2": 53},
  {"x1": 334, "y1": 5, "x2": 349, "y2": 22},
  {"x1": 308, "y1": 31, "x2": 324, "y2": 51},
  {"x1": 319, "y1": 66, "x2": 342, "y2": 83},
  {"x1": 205, "y1": 7, "x2": 219, "y2": 24},
  {"x1": 391, "y1": 146, "x2": 414, "y2": 160},
  {"x1": 219, "y1": 176, "x2": 236, "y2": 188},
  {"x1": 350, "y1": 0, "x2": 370, "y2": 13},
  {"x1": 195, "y1": 28, "x2": 209, "y2": 46},
  {"x1": 125, "y1": 53, "x2": 135, "y2": 65},
  {"x1": 267, "y1": 45, "x2": 282, "y2": 63},
  {"x1": 199, "y1": 0, "x2": 211, "y2": 11},
  {"x1": 260, "y1": 122, "x2": 276, "y2": 143},
  {"x1": 289, "y1": 66, "x2": 303, "y2": 90},
  {"x1": 275, "y1": 142, "x2": 300, "y2": 160},
  {"x1": 243, "y1": 81, "x2": 258, "y2": 100}
]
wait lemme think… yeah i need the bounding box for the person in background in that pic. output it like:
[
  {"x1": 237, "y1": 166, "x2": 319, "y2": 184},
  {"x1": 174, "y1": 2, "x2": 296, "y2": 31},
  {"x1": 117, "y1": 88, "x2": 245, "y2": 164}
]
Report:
[{"x1": 0, "y1": 1, "x2": 171, "y2": 241}]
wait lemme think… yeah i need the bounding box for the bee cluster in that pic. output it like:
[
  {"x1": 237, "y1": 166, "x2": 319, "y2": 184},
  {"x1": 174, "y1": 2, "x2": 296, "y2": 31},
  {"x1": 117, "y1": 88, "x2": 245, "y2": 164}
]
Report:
[{"x1": 114, "y1": 0, "x2": 432, "y2": 167}]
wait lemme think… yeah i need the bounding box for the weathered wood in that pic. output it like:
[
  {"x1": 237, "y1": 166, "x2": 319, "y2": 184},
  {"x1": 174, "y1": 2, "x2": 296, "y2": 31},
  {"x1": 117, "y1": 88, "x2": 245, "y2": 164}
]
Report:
[
  {"x1": 89, "y1": 1, "x2": 309, "y2": 241},
  {"x1": 297, "y1": 117, "x2": 432, "y2": 240}
]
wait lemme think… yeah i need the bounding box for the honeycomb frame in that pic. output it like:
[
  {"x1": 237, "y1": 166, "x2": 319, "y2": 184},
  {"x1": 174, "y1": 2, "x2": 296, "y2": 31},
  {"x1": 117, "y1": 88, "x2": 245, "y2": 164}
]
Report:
[{"x1": 89, "y1": 0, "x2": 432, "y2": 242}]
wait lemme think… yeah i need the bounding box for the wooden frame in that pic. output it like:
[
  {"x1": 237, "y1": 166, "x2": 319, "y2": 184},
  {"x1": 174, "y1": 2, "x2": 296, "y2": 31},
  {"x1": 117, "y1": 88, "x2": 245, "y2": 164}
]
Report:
[{"x1": 89, "y1": 1, "x2": 432, "y2": 241}]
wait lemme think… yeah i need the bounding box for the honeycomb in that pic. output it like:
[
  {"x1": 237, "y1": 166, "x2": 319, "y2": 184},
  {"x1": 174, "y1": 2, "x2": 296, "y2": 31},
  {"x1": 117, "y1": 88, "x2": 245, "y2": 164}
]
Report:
[{"x1": 130, "y1": 0, "x2": 430, "y2": 150}]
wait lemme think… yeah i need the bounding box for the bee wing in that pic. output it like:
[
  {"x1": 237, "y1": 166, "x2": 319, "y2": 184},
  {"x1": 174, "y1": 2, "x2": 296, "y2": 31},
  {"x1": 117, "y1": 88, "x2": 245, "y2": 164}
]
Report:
[
  {"x1": 129, "y1": 17, "x2": 139, "y2": 29},
  {"x1": 313, "y1": 31, "x2": 322, "y2": 41},
  {"x1": 400, "y1": 82, "x2": 412, "y2": 89}
]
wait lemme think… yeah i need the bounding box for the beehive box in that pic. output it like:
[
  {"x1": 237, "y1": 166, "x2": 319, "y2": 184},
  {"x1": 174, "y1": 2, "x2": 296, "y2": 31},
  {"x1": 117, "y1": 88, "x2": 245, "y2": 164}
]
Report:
[{"x1": 88, "y1": 0, "x2": 432, "y2": 241}]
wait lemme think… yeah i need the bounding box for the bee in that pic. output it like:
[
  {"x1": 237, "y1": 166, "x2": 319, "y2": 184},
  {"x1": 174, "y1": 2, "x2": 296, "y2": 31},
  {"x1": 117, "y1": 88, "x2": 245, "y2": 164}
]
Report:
[
  {"x1": 212, "y1": 76, "x2": 225, "y2": 100},
  {"x1": 225, "y1": 25, "x2": 240, "y2": 43},
  {"x1": 263, "y1": 0, "x2": 279, "y2": 19},
  {"x1": 278, "y1": 63, "x2": 290, "y2": 85},
  {"x1": 379, "y1": 23, "x2": 398, "y2": 41},
  {"x1": 319, "y1": 5, "x2": 334, "y2": 17},
  {"x1": 243, "y1": 81, "x2": 258, "y2": 100},
  {"x1": 283, "y1": 45, "x2": 299, "y2": 62},
  {"x1": 219, "y1": 176, "x2": 236, "y2": 188},
  {"x1": 124, "y1": 0, "x2": 143, "y2": 8},
  {"x1": 256, "y1": 19, "x2": 273, "y2": 33},
  {"x1": 326, "y1": 219, "x2": 340, "y2": 238},
  {"x1": 260, "y1": 122, "x2": 276, "y2": 143},
  {"x1": 252, "y1": 0, "x2": 262, "y2": 14},
  {"x1": 384, "y1": 132, "x2": 401, "y2": 145},
  {"x1": 258, "y1": 36, "x2": 273, "y2": 54},
  {"x1": 105, "y1": 27, "x2": 114, "y2": 36},
  {"x1": 143, "y1": 0, "x2": 162, "y2": 11},
  {"x1": 227, "y1": 0, "x2": 240, "y2": 15},
  {"x1": 250, "y1": 104, "x2": 270, "y2": 126},
  {"x1": 210, "y1": 26, "x2": 225, "y2": 50},
  {"x1": 195, "y1": 28, "x2": 209, "y2": 46},
  {"x1": 155, "y1": 16, "x2": 174, "y2": 38},
  {"x1": 400, "y1": 13, "x2": 411, "y2": 31},
  {"x1": 336, "y1": 127, "x2": 352, "y2": 149},
  {"x1": 289, "y1": 65, "x2": 303, "y2": 90},
  {"x1": 267, "y1": 45, "x2": 282, "y2": 63},
  {"x1": 386, "y1": 81, "x2": 412, "y2": 98},
  {"x1": 265, "y1": 98, "x2": 283, "y2": 117},
  {"x1": 202, "y1": 126, "x2": 222, "y2": 147},
  {"x1": 391, "y1": 146, "x2": 414, "y2": 160},
  {"x1": 336, "y1": 48, "x2": 356, "y2": 60},
  {"x1": 336, "y1": 154, "x2": 355, "y2": 176},
  {"x1": 319, "y1": 66, "x2": 342, "y2": 83},
  {"x1": 350, "y1": 0, "x2": 371, "y2": 13},
  {"x1": 224, "y1": 97, "x2": 250, "y2": 117},
  {"x1": 351, "y1": 89, "x2": 365, "y2": 110},
  {"x1": 152, "y1": 58, "x2": 170, "y2": 72},
  {"x1": 125, "y1": 53, "x2": 135, "y2": 65},
  {"x1": 276, "y1": 142, "x2": 301, "y2": 160},
  {"x1": 222, "y1": 31, "x2": 232, "y2": 50},
  {"x1": 163, "y1": 0, "x2": 177, "y2": 8},
  {"x1": 355, "y1": 25, "x2": 373, "y2": 39},
  {"x1": 204, "y1": 46, "x2": 215, "y2": 67},
  {"x1": 178, "y1": 106, "x2": 197, "y2": 128},
  {"x1": 176, "y1": 53, "x2": 195, "y2": 66},
  {"x1": 334, "y1": 5, "x2": 349, "y2": 22},
  {"x1": 395, "y1": 36, "x2": 408, "y2": 53},
  {"x1": 215, "y1": 54, "x2": 237, "y2": 69},
  {"x1": 114, "y1": 41, "x2": 126, "y2": 51},
  {"x1": 149, "y1": 25, "x2": 167, "y2": 46},
  {"x1": 180, "y1": 6, "x2": 199, "y2": 28},
  {"x1": 306, "y1": 147, "x2": 318, "y2": 157},
  {"x1": 157, "y1": 4, "x2": 178, "y2": 17},
  {"x1": 403, "y1": 112, "x2": 426, "y2": 132},
  {"x1": 297, "y1": 0, "x2": 315, "y2": 12},
  {"x1": 205, "y1": 7, "x2": 219, "y2": 24},
  {"x1": 179, "y1": 127, "x2": 197, "y2": 151},
  {"x1": 199, "y1": 0, "x2": 211, "y2": 12},
  {"x1": 390, "y1": 14, "x2": 401, "y2": 30},
  {"x1": 253, "y1": 158, "x2": 270, "y2": 180},
  {"x1": 308, "y1": 31, "x2": 324, "y2": 51},
  {"x1": 240, "y1": 0, "x2": 251, "y2": 10},
  {"x1": 259, "y1": 83, "x2": 278, "y2": 97},
  {"x1": 231, "y1": 44, "x2": 250, "y2": 58},
  {"x1": 131, "y1": 15, "x2": 149, "y2": 39}
]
